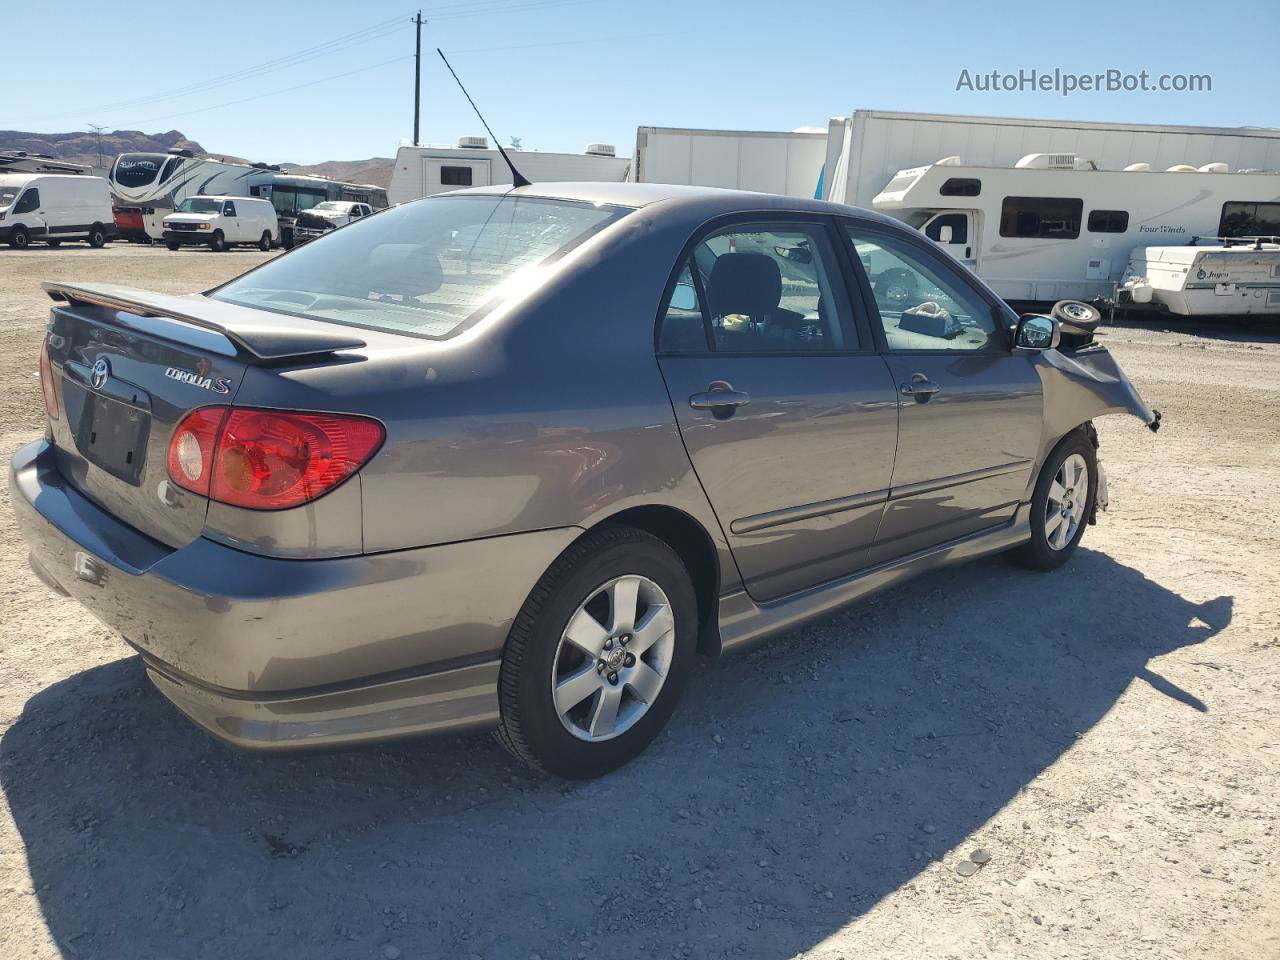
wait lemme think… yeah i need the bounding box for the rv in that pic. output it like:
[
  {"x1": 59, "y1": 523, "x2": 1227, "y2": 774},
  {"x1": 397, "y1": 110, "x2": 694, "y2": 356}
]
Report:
[
  {"x1": 258, "y1": 174, "x2": 387, "y2": 248},
  {"x1": 109, "y1": 150, "x2": 275, "y2": 242},
  {"x1": 869, "y1": 155, "x2": 1280, "y2": 303},
  {"x1": 387, "y1": 138, "x2": 630, "y2": 205},
  {"x1": 1118, "y1": 238, "x2": 1280, "y2": 319},
  {"x1": 633, "y1": 127, "x2": 827, "y2": 198}
]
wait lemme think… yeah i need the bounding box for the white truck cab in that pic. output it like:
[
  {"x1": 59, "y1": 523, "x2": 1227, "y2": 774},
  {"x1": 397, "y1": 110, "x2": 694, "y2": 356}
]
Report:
[
  {"x1": 0, "y1": 173, "x2": 115, "y2": 249},
  {"x1": 292, "y1": 200, "x2": 374, "y2": 244},
  {"x1": 161, "y1": 195, "x2": 279, "y2": 252}
]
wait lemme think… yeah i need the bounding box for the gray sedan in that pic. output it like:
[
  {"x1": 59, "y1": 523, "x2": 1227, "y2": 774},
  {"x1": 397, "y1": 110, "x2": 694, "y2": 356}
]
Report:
[{"x1": 10, "y1": 183, "x2": 1158, "y2": 778}]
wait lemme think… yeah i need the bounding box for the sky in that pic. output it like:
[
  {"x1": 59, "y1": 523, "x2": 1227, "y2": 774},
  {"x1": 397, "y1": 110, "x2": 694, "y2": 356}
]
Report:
[{"x1": 3, "y1": 0, "x2": 1276, "y2": 165}]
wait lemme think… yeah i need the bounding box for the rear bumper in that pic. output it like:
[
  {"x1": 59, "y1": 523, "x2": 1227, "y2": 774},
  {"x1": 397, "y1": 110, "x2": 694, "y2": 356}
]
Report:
[{"x1": 10, "y1": 439, "x2": 577, "y2": 750}]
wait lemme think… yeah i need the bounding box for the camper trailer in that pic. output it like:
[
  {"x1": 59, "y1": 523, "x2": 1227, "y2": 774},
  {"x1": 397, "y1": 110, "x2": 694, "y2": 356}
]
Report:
[
  {"x1": 1118, "y1": 239, "x2": 1280, "y2": 319},
  {"x1": 869, "y1": 155, "x2": 1280, "y2": 302},
  {"x1": 387, "y1": 139, "x2": 631, "y2": 204},
  {"x1": 632, "y1": 127, "x2": 827, "y2": 198}
]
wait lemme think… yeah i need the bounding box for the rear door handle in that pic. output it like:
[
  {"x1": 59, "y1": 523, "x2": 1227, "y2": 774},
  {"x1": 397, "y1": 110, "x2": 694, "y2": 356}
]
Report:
[{"x1": 689, "y1": 381, "x2": 750, "y2": 413}]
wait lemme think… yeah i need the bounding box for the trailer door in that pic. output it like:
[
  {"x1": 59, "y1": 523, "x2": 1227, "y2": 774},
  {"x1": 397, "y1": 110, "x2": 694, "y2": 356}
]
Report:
[{"x1": 423, "y1": 158, "x2": 491, "y2": 196}]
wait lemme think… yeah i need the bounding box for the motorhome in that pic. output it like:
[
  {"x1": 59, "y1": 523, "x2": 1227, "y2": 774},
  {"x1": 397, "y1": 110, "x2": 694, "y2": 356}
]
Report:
[
  {"x1": 387, "y1": 138, "x2": 631, "y2": 204},
  {"x1": 869, "y1": 155, "x2": 1280, "y2": 302},
  {"x1": 1117, "y1": 238, "x2": 1280, "y2": 319},
  {"x1": 633, "y1": 127, "x2": 827, "y2": 198},
  {"x1": 109, "y1": 149, "x2": 275, "y2": 241},
  {"x1": 0, "y1": 173, "x2": 115, "y2": 249},
  {"x1": 258, "y1": 174, "x2": 387, "y2": 247}
]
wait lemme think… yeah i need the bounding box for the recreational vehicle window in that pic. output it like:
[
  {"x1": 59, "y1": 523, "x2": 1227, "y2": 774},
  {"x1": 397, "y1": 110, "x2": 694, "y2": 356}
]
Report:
[
  {"x1": 440, "y1": 166, "x2": 474, "y2": 187},
  {"x1": 1087, "y1": 209, "x2": 1129, "y2": 233},
  {"x1": 940, "y1": 177, "x2": 981, "y2": 197},
  {"x1": 999, "y1": 196, "x2": 1082, "y2": 239},
  {"x1": 1219, "y1": 201, "x2": 1280, "y2": 238}
]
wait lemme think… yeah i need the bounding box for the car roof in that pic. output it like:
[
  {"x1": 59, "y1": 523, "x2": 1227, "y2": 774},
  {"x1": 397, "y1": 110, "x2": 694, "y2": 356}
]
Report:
[{"x1": 443, "y1": 180, "x2": 899, "y2": 227}]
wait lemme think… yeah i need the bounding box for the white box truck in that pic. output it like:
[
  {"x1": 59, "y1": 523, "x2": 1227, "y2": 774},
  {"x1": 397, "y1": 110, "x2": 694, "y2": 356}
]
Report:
[
  {"x1": 0, "y1": 173, "x2": 115, "y2": 249},
  {"x1": 633, "y1": 127, "x2": 827, "y2": 198}
]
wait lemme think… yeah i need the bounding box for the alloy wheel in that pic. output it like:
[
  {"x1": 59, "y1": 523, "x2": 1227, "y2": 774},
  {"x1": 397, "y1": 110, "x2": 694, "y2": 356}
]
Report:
[
  {"x1": 551, "y1": 574, "x2": 675, "y2": 742},
  {"x1": 1045, "y1": 452, "x2": 1089, "y2": 550}
]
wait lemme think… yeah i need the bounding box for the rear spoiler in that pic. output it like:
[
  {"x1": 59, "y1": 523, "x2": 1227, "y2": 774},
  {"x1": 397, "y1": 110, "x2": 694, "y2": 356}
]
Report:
[{"x1": 42, "y1": 281, "x2": 366, "y2": 362}]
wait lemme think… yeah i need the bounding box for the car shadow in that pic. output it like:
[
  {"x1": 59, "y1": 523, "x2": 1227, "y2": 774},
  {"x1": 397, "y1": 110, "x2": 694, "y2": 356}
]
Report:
[
  {"x1": 1, "y1": 549, "x2": 1230, "y2": 960},
  {"x1": 1102, "y1": 312, "x2": 1280, "y2": 343}
]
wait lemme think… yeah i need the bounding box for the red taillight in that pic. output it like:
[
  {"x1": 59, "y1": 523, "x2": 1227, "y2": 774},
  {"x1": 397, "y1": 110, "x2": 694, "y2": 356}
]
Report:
[
  {"x1": 39, "y1": 336, "x2": 59, "y2": 419},
  {"x1": 167, "y1": 406, "x2": 383, "y2": 510}
]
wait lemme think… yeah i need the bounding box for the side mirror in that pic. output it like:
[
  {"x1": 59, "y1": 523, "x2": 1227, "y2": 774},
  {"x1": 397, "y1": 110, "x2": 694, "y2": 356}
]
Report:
[
  {"x1": 937, "y1": 225, "x2": 954, "y2": 244},
  {"x1": 1015, "y1": 314, "x2": 1060, "y2": 350},
  {"x1": 669, "y1": 282, "x2": 698, "y2": 312}
]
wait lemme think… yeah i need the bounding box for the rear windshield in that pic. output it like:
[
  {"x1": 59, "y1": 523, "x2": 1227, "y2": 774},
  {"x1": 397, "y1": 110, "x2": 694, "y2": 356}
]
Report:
[{"x1": 211, "y1": 194, "x2": 630, "y2": 339}]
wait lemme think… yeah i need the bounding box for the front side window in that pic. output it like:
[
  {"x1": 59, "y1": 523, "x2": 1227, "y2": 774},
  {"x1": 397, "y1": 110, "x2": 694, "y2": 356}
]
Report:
[
  {"x1": 13, "y1": 189, "x2": 39, "y2": 214},
  {"x1": 441, "y1": 166, "x2": 474, "y2": 187},
  {"x1": 999, "y1": 196, "x2": 1082, "y2": 239},
  {"x1": 222, "y1": 201, "x2": 237, "y2": 217},
  {"x1": 845, "y1": 225, "x2": 1002, "y2": 352},
  {"x1": 1088, "y1": 209, "x2": 1129, "y2": 233},
  {"x1": 213, "y1": 195, "x2": 630, "y2": 340}
]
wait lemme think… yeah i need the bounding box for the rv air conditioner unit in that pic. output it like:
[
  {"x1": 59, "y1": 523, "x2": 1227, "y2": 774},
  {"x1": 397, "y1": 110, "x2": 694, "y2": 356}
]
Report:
[
  {"x1": 1197, "y1": 162, "x2": 1230, "y2": 173},
  {"x1": 1166, "y1": 164, "x2": 1198, "y2": 172},
  {"x1": 457, "y1": 136, "x2": 489, "y2": 149},
  {"x1": 1015, "y1": 152, "x2": 1079, "y2": 170},
  {"x1": 585, "y1": 143, "x2": 616, "y2": 157},
  {"x1": 936, "y1": 155, "x2": 962, "y2": 166},
  {"x1": 1123, "y1": 162, "x2": 1152, "y2": 172},
  {"x1": 166, "y1": 147, "x2": 195, "y2": 158}
]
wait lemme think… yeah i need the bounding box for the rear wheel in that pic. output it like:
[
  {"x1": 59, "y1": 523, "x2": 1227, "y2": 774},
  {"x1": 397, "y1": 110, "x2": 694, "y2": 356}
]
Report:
[
  {"x1": 208, "y1": 230, "x2": 226, "y2": 253},
  {"x1": 87, "y1": 224, "x2": 107, "y2": 248},
  {"x1": 258, "y1": 230, "x2": 272, "y2": 252},
  {"x1": 1013, "y1": 432, "x2": 1097, "y2": 570},
  {"x1": 8, "y1": 226, "x2": 30, "y2": 250},
  {"x1": 495, "y1": 526, "x2": 698, "y2": 779}
]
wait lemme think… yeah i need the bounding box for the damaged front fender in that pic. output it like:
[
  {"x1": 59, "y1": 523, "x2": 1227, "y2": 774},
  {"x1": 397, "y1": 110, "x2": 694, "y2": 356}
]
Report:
[{"x1": 1032, "y1": 343, "x2": 1162, "y2": 444}]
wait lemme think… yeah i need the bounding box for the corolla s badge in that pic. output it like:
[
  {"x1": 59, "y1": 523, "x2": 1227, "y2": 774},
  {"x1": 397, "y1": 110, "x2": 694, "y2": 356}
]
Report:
[
  {"x1": 90, "y1": 358, "x2": 110, "y2": 390},
  {"x1": 165, "y1": 366, "x2": 232, "y2": 394}
]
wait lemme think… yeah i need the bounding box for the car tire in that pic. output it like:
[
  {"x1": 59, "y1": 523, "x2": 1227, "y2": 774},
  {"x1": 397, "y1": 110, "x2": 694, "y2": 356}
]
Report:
[
  {"x1": 46, "y1": 239, "x2": 61, "y2": 248},
  {"x1": 878, "y1": 267, "x2": 918, "y2": 307},
  {"x1": 495, "y1": 525, "x2": 698, "y2": 779},
  {"x1": 87, "y1": 224, "x2": 107, "y2": 248},
  {"x1": 1013, "y1": 430, "x2": 1098, "y2": 571},
  {"x1": 165, "y1": 241, "x2": 180, "y2": 251},
  {"x1": 258, "y1": 231, "x2": 272, "y2": 252},
  {"x1": 9, "y1": 226, "x2": 30, "y2": 250},
  {"x1": 208, "y1": 230, "x2": 226, "y2": 253}
]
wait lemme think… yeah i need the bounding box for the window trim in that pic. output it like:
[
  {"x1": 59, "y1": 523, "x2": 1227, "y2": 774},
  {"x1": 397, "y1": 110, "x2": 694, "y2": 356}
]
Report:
[
  {"x1": 653, "y1": 211, "x2": 876, "y2": 358},
  {"x1": 998, "y1": 195, "x2": 1084, "y2": 240},
  {"x1": 836, "y1": 216, "x2": 1016, "y2": 356}
]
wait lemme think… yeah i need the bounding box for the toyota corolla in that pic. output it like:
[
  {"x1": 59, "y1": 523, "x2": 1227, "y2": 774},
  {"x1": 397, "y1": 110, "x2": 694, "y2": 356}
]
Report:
[{"x1": 10, "y1": 183, "x2": 1158, "y2": 778}]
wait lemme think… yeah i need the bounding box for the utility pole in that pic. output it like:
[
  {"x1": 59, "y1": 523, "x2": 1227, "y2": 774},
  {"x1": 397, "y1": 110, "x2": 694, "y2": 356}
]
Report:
[
  {"x1": 88, "y1": 123, "x2": 106, "y2": 172},
  {"x1": 412, "y1": 11, "x2": 423, "y2": 146}
]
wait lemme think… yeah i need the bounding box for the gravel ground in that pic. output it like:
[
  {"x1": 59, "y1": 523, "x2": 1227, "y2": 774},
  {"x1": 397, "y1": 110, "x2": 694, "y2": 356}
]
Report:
[{"x1": 1, "y1": 245, "x2": 1277, "y2": 960}]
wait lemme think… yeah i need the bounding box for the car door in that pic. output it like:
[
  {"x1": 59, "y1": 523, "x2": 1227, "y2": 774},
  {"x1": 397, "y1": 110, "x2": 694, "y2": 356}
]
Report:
[
  {"x1": 656, "y1": 216, "x2": 899, "y2": 602},
  {"x1": 13, "y1": 187, "x2": 45, "y2": 238},
  {"x1": 221, "y1": 199, "x2": 240, "y2": 240},
  {"x1": 840, "y1": 219, "x2": 1043, "y2": 561},
  {"x1": 923, "y1": 211, "x2": 977, "y2": 270}
]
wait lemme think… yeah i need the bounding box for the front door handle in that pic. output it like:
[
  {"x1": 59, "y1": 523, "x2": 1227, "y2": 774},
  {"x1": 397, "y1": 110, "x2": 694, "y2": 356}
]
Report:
[
  {"x1": 689, "y1": 380, "x2": 750, "y2": 416},
  {"x1": 900, "y1": 373, "x2": 941, "y2": 402}
]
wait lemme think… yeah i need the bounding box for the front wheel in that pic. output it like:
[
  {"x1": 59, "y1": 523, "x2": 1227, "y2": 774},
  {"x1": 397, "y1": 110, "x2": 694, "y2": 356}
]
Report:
[
  {"x1": 495, "y1": 526, "x2": 698, "y2": 779},
  {"x1": 8, "y1": 225, "x2": 30, "y2": 250},
  {"x1": 1013, "y1": 432, "x2": 1097, "y2": 570},
  {"x1": 165, "y1": 241, "x2": 180, "y2": 251},
  {"x1": 208, "y1": 230, "x2": 226, "y2": 253}
]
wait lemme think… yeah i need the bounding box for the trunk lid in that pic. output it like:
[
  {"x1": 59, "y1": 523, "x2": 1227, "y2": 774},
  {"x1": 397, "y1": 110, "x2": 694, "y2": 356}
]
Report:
[{"x1": 41, "y1": 282, "x2": 366, "y2": 548}]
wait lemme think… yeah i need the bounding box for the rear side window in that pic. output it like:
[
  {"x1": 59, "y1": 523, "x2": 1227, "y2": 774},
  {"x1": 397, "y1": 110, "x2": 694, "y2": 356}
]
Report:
[
  {"x1": 999, "y1": 196, "x2": 1082, "y2": 239},
  {"x1": 13, "y1": 189, "x2": 39, "y2": 214},
  {"x1": 658, "y1": 261, "x2": 709, "y2": 353},
  {"x1": 213, "y1": 195, "x2": 630, "y2": 340},
  {"x1": 1087, "y1": 209, "x2": 1129, "y2": 233},
  {"x1": 441, "y1": 166, "x2": 474, "y2": 187}
]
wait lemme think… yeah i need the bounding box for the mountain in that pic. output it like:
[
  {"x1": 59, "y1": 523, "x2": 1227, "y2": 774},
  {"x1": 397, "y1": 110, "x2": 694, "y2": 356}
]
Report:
[
  {"x1": 0, "y1": 129, "x2": 206, "y2": 170},
  {"x1": 278, "y1": 158, "x2": 395, "y2": 188}
]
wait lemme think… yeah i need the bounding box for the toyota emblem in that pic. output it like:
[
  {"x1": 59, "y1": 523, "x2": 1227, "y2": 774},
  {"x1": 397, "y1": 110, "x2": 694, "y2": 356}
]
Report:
[{"x1": 90, "y1": 358, "x2": 110, "y2": 390}]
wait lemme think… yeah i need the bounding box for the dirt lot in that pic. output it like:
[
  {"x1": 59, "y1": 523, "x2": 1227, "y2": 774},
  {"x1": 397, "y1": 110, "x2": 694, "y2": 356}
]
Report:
[{"x1": 0, "y1": 244, "x2": 1277, "y2": 960}]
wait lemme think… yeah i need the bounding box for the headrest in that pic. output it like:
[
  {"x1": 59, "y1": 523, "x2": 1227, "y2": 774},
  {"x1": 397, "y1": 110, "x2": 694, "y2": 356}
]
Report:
[{"x1": 707, "y1": 253, "x2": 782, "y2": 318}]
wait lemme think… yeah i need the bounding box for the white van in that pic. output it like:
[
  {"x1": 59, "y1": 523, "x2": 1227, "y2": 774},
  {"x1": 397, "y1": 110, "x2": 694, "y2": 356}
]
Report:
[
  {"x1": 0, "y1": 174, "x2": 115, "y2": 249},
  {"x1": 161, "y1": 195, "x2": 279, "y2": 252}
]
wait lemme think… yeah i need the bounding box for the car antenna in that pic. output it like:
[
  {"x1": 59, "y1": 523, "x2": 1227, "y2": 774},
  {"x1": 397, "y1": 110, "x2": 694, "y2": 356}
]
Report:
[{"x1": 436, "y1": 48, "x2": 530, "y2": 188}]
